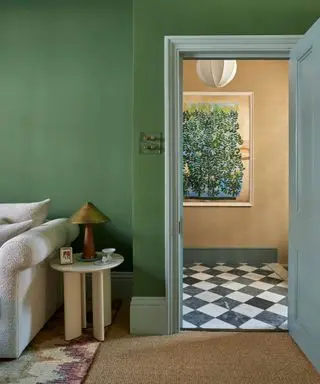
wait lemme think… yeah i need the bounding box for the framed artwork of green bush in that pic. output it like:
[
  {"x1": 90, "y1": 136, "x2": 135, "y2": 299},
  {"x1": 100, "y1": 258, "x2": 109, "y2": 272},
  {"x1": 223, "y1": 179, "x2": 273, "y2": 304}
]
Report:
[{"x1": 183, "y1": 92, "x2": 253, "y2": 207}]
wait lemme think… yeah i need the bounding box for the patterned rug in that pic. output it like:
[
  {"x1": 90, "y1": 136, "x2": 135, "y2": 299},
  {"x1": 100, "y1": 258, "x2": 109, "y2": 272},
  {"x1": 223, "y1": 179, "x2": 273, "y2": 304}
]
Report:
[{"x1": 0, "y1": 301, "x2": 121, "y2": 384}]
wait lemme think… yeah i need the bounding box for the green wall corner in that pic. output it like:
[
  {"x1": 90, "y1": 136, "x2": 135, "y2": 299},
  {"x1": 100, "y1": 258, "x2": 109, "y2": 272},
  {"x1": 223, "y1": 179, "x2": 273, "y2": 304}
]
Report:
[{"x1": 0, "y1": 0, "x2": 133, "y2": 271}]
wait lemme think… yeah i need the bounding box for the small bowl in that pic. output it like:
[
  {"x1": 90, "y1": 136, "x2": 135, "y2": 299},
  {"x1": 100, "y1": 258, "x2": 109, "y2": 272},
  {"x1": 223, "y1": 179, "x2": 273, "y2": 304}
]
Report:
[{"x1": 102, "y1": 248, "x2": 116, "y2": 256}]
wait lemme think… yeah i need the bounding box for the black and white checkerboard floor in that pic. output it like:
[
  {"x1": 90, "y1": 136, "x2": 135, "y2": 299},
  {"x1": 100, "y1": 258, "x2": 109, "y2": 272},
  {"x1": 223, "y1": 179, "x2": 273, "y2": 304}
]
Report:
[{"x1": 182, "y1": 263, "x2": 288, "y2": 330}]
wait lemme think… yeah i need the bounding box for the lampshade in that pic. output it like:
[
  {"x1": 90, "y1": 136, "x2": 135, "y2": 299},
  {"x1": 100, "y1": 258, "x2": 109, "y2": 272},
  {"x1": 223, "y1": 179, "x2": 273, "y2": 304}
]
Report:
[
  {"x1": 69, "y1": 202, "x2": 109, "y2": 224},
  {"x1": 196, "y1": 60, "x2": 237, "y2": 88}
]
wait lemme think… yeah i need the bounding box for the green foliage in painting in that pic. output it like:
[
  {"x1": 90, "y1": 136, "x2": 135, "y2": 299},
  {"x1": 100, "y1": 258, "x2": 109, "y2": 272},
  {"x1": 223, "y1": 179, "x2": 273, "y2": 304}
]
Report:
[{"x1": 183, "y1": 103, "x2": 244, "y2": 199}]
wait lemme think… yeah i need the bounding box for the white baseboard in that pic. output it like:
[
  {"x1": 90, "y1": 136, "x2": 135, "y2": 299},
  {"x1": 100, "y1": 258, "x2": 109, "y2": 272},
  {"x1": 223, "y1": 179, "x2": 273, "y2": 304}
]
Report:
[
  {"x1": 130, "y1": 297, "x2": 168, "y2": 335},
  {"x1": 86, "y1": 271, "x2": 133, "y2": 300}
]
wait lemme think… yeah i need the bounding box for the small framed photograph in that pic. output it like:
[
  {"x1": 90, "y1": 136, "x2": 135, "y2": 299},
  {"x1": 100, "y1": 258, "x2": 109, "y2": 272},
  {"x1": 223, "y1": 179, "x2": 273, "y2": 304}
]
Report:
[{"x1": 60, "y1": 247, "x2": 73, "y2": 264}]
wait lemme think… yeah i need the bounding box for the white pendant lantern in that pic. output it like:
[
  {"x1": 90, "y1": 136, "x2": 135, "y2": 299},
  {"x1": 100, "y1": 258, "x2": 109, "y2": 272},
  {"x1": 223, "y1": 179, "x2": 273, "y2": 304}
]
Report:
[{"x1": 196, "y1": 60, "x2": 237, "y2": 88}]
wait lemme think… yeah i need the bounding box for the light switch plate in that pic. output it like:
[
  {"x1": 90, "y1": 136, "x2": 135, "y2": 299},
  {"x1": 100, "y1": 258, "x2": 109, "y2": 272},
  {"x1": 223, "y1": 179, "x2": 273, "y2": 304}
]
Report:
[{"x1": 139, "y1": 132, "x2": 163, "y2": 154}]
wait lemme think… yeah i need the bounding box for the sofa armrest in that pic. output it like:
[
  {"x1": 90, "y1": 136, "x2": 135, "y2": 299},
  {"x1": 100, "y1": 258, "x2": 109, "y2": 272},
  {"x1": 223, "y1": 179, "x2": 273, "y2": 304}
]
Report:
[{"x1": 0, "y1": 218, "x2": 79, "y2": 281}]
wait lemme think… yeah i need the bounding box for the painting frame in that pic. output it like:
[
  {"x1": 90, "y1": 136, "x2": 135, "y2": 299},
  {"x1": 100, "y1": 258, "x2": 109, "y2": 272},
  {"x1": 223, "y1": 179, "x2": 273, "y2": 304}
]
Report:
[{"x1": 183, "y1": 91, "x2": 254, "y2": 207}]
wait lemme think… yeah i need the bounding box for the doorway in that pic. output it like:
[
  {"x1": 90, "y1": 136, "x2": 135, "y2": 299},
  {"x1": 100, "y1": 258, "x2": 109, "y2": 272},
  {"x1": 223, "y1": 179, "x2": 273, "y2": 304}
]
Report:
[
  {"x1": 181, "y1": 59, "x2": 288, "y2": 331},
  {"x1": 164, "y1": 29, "x2": 320, "y2": 372}
]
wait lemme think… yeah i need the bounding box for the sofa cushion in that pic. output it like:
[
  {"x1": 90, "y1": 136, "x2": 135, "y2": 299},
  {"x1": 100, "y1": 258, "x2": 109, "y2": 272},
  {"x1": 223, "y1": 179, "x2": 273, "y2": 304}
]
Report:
[
  {"x1": 0, "y1": 199, "x2": 50, "y2": 227},
  {"x1": 0, "y1": 220, "x2": 33, "y2": 247}
]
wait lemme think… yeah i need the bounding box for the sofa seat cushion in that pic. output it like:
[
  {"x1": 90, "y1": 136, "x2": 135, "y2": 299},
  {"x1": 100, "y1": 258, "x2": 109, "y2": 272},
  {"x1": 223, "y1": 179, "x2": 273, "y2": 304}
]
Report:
[
  {"x1": 0, "y1": 199, "x2": 50, "y2": 227},
  {"x1": 0, "y1": 220, "x2": 33, "y2": 247}
]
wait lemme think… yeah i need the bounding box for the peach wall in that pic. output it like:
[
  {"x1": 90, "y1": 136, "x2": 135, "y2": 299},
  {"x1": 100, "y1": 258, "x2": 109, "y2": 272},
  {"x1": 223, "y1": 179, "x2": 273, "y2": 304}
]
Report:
[{"x1": 183, "y1": 60, "x2": 288, "y2": 263}]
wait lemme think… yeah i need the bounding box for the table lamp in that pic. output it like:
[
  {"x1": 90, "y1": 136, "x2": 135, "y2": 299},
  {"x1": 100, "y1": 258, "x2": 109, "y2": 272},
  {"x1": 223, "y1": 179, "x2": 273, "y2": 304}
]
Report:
[{"x1": 69, "y1": 202, "x2": 109, "y2": 260}]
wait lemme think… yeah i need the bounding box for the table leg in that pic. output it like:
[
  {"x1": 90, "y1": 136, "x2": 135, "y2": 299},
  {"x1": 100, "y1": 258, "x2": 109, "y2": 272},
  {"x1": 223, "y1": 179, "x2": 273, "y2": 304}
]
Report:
[
  {"x1": 63, "y1": 272, "x2": 82, "y2": 341},
  {"x1": 92, "y1": 271, "x2": 105, "y2": 341},
  {"x1": 103, "y1": 269, "x2": 112, "y2": 326},
  {"x1": 81, "y1": 273, "x2": 87, "y2": 328}
]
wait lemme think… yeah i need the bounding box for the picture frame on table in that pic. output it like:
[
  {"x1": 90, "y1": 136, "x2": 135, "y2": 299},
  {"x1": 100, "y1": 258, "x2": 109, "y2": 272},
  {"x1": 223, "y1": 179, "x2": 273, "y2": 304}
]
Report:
[{"x1": 60, "y1": 247, "x2": 74, "y2": 265}]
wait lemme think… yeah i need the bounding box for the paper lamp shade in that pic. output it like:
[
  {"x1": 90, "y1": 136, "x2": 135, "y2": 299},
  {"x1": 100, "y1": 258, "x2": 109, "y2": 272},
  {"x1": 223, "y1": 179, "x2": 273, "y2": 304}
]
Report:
[
  {"x1": 69, "y1": 202, "x2": 109, "y2": 224},
  {"x1": 196, "y1": 60, "x2": 237, "y2": 88}
]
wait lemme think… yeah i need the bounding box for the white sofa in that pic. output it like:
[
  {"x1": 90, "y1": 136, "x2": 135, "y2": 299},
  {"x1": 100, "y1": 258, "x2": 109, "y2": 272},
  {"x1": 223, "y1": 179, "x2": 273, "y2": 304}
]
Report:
[{"x1": 0, "y1": 218, "x2": 79, "y2": 358}]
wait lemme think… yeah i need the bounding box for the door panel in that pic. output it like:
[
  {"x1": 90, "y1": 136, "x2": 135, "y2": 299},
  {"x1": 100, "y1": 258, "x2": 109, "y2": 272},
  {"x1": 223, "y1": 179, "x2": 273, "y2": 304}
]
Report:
[{"x1": 289, "y1": 17, "x2": 320, "y2": 372}]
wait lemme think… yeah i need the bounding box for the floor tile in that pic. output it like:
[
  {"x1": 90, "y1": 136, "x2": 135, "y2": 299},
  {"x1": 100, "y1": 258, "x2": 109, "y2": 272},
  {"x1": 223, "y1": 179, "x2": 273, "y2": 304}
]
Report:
[
  {"x1": 260, "y1": 276, "x2": 283, "y2": 285},
  {"x1": 245, "y1": 297, "x2": 274, "y2": 310},
  {"x1": 183, "y1": 285, "x2": 204, "y2": 296},
  {"x1": 268, "y1": 285, "x2": 288, "y2": 296},
  {"x1": 233, "y1": 277, "x2": 256, "y2": 285},
  {"x1": 237, "y1": 265, "x2": 257, "y2": 272},
  {"x1": 183, "y1": 276, "x2": 200, "y2": 286},
  {"x1": 242, "y1": 272, "x2": 265, "y2": 281},
  {"x1": 217, "y1": 310, "x2": 250, "y2": 327},
  {"x1": 204, "y1": 268, "x2": 224, "y2": 276},
  {"x1": 254, "y1": 268, "x2": 274, "y2": 276},
  {"x1": 239, "y1": 286, "x2": 264, "y2": 297},
  {"x1": 223, "y1": 263, "x2": 240, "y2": 268},
  {"x1": 183, "y1": 293, "x2": 191, "y2": 300},
  {"x1": 233, "y1": 303, "x2": 264, "y2": 318},
  {"x1": 183, "y1": 269, "x2": 198, "y2": 276},
  {"x1": 210, "y1": 286, "x2": 235, "y2": 297},
  {"x1": 278, "y1": 296, "x2": 288, "y2": 306},
  {"x1": 197, "y1": 303, "x2": 228, "y2": 317},
  {"x1": 255, "y1": 311, "x2": 287, "y2": 327},
  {"x1": 240, "y1": 318, "x2": 275, "y2": 330},
  {"x1": 216, "y1": 272, "x2": 239, "y2": 281},
  {"x1": 221, "y1": 281, "x2": 246, "y2": 291},
  {"x1": 257, "y1": 291, "x2": 285, "y2": 303},
  {"x1": 183, "y1": 305, "x2": 193, "y2": 315},
  {"x1": 213, "y1": 265, "x2": 234, "y2": 272},
  {"x1": 192, "y1": 281, "x2": 217, "y2": 291},
  {"x1": 267, "y1": 303, "x2": 288, "y2": 317},
  {"x1": 200, "y1": 318, "x2": 236, "y2": 329},
  {"x1": 249, "y1": 281, "x2": 274, "y2": 291},
  {"x1": 182, "y1": 320, "x2": 197, "y2": 329},
  {"x1": 279, "y1": 320, "x2": 288, "y2": 330},
  {"x1": 213, "y1": 297, "x2": 241, "y2": 310},
  {"x1": 228, "y1": 269, "x2": 249, "y2": 276},
  {"x1": 195, "y1": 291, "x2": 222, "y2": 303},
  {"x1": 182, "y1": 262, "x2": 288, "y2": 331},
  {"x1": 183, "y1": 296, "x2": 208, "y2": 310},
  {"x1": 189, "y1": 265, "x2": 210, "y2": 272},
  {"x1": 191, "y1": 272, "x2": 214, "y2": 281},
  {"x1": 206, "y1": 276, "x2": 227, "y2": 285},
  {"x1": 226, "y1": 291, "x2": 253, "y2": 303},
  {"x1": 183, "y1": 310, "x2": 214, "y2": 327}
]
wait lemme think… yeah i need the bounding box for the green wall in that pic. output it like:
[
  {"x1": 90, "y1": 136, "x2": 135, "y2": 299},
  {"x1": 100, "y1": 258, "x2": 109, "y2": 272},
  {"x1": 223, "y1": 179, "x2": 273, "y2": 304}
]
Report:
[
  {"x1": 132, "y1": 0, "x2": 320, "y2": 295},
  {"x1": 1, "y1": 0, "x2": 319, "y2": 290},
  {"x1": 0, "y1": 0, "x2": 133, "y2": 271}
]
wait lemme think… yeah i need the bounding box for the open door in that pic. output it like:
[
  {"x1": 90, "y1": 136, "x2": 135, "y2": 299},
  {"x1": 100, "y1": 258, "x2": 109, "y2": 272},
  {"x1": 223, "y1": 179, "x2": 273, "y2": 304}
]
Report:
[{"x1": 289, "y1": 18, "x2": 320, "y2": 372}]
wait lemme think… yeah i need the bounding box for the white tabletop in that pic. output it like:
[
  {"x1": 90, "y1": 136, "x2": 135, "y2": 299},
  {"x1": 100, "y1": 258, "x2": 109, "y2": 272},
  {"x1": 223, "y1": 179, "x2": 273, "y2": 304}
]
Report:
[{"x1": 50, "y1": 253, "x2": 124, "y2": 273}]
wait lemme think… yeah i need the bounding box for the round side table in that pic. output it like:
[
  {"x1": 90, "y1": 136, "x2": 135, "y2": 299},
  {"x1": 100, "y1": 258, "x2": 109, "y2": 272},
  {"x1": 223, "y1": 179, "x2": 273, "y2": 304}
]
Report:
[{"x1": 50, "y1": 253, "x2": 124, "y2": 341}]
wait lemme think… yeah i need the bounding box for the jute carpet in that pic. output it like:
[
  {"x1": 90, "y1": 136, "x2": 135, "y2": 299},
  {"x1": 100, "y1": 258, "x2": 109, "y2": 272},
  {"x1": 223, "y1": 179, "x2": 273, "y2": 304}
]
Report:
[{"x1": 86, "y1": 302, "x2": 320, "y2": 384}]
